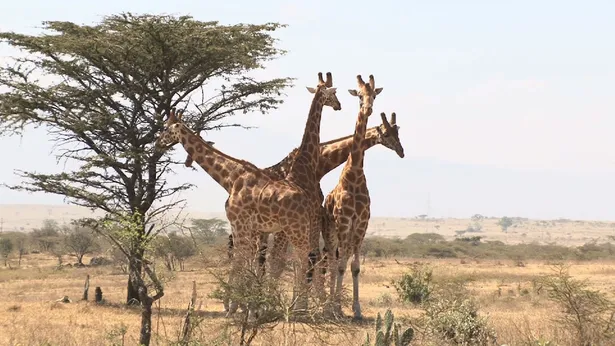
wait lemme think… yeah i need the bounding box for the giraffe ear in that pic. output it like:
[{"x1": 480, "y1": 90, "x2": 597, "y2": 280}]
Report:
[
  {"x1": 306, "y1": 87, "x2": 317, "y2": 94},
  {"x1": 348, "y1": 89, "x2": 359, "y2": 96},
  {"x1": 374, "y1": 87, "x2": 383, "y2": 95}
]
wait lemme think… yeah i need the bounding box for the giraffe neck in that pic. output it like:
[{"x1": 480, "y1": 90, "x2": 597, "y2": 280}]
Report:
[
  {"x1": 317, "y1": 127, "x2": 380, "y2": 177},
  {"x1": 346, "y1": 109, "x2": 370, "y2": 169},
  {"x1": 177, "y1": 125, "x2": 260, "y2": 193},
  {"x1": 286, "y1": 89, "x2": 325, "y2": 187},
  {"x1": 262, "y1": 127, "x2": 381, "y2": 181}
]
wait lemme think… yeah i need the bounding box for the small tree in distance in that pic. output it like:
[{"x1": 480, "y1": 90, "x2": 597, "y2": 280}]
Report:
[
  {"x1": 63, "y1": 225, "x2": 100, "y2": 265},
  {"x1": 498, "y1": 217, "x2": 514, "y2": 232},
  {"x1": 191, "y1": 218, "x2": 229, "y2": 245},
  {"x1": 31, "y1": 219, "x2": 62, "y2": 253},
  {"x1": 0, "y1": 238, "x2": 13, "y2": 266}
]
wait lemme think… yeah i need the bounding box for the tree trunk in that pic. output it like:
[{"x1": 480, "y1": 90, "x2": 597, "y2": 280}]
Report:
[
  {"x1": 127, "y1": 252, "x2": 143, "y2": 304},
  {"x1": 82, "y1": 274, "x2": 90, "y2": 300},
  {"x1": 139, "y1": 295, "x2": 154, "y2": 346}
]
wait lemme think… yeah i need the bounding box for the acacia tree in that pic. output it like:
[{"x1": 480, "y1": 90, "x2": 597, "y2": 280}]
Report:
[
  {"x1": 0, "y1": 238, "x2": 13, "y2": 266},
  {"x1": 191, "y1": 217, "x2": 229, "y2": 244},
  {"x1": 0, "y1": 13, "x2": 291, "y2": 305},
  {"x1": 63, "y1": 225, "x2": 100, "y2": 265}
]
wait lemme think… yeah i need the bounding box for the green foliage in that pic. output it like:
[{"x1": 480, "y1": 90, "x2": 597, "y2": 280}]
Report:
[
  {"x1": 62, "y1": 224, "x2": 100, "y2": 264},
  {"x1": 498, "y1": 217, "x2": 514, "y2": 232},
  {"x1": 0, "y1": 237, "x2": 14, "y2": 266},
  {"x1": 361, "y1": 234, "x2": 615, "y2": 262},
  {"x1": 393, "y1": 264, "x2": 433, "y2": 305},
  {"x1": 455, "y1": 236, "x2": 482, "y2": 246},
  {"x1": 423, "y1": 296, "x2": 497, "y2": 346},
  {"x1": 31, "y1": 219, "x2": 62, "y2": 252},
  {"x1": 0, "y1": 12, "x2": 291, "y2": 242},
  {"x1": 153, "y1": 232, "x2": 196, "y2": 271},
  {"x1": 190, "y1": 218, "x2": 229, "y2": 245},
  {"x1": 363, "y1": 309, "x2": 414, "y2": 346},
  {"x1": 540, "y1": 265, "x2": 615, "y2": 345},
  {"x1": 105, "y1": 323, "x2": 129, "y2": 346}
]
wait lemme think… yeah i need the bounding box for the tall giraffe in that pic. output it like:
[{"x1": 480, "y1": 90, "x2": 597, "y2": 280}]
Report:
[
  {"x1": 323, "y1": 75, "x2": 387, "y2": 320},
  {"x1": 179, "y1": 74, "x2": 341, "y2": 314},
  {"x1": 277, "y1": 72, "x2": 341, "y2": 304},
  {"x1": 187, "y1": 115, "x2": 404, "y2": 277},
  {"x1": 265, "y1": 113, "x2": 403, "y2": 278},
  {"x1": 154, "y1": 104, "x2": 335, "y2": 316}
]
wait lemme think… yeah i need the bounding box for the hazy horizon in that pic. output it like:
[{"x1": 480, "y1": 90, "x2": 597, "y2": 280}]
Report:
[{"x1": 1, "y1": 1, "x2": 614, "y2": 220}]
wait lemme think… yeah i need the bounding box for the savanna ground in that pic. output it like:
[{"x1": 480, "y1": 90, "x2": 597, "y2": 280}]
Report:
[
  {"x1": 2, "y1": 251, "x2": 615, "y2": 345},
  {"x1": 2, "y1": 205, "x2": 615, "y2": 345}
]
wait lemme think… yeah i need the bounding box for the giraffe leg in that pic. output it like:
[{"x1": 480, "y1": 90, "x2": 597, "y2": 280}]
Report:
[
  {"x1": 351, "y1": 217, "x2": 369, "y2": 321},
  {"x1": 321, "y1": 213, "x2": 339, "y2": 315},
  {"x1": 225, "y1": 230, "x2": 258, "y2": 317},
  {"x1": 256, "y1": 233, "x2": 269, "y2": 278},
  {"x1": 350, "y1": 250, "x2": 362, "y2": 320},
  {"x1": 310, "y1": 212, "x2": 327, "y2": 302},
  {"x1": 268, "y1": 232, "x2": 289, "y2": 280},
  {"x1": 334, "y1": 246, "x2": 350, "y2": 317},
  {"x1": 286, "y1": 228, "x2": 311, "y2": 313}
]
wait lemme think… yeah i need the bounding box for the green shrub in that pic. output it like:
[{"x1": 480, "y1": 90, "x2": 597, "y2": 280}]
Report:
[
  {"x1": 393, "y1": 264, "x2": 433, "y2": 305},
  {"x1": 541, "y1": 265, "x2": 615, "y2": 345},
  {"x1": 424, "y1": 297, "x2": 497, "y2": 346}
]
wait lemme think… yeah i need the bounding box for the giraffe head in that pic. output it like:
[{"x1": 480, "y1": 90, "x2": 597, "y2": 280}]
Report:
[
  {"x1": 376, "y1": 112, "x2": 404, "y2": 158},
  {"x1": 306, "y1": 72, "x2": 342, "y2": 111},
  {"x1": 156, "y1": 108, "x2": 185, "y2": 150},
  {"x1": 348, "y1": 74, "x2": 383, "y2": 115}
]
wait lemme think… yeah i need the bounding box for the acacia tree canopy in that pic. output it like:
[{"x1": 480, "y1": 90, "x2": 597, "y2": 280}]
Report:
[{"x1": 0, "y1": 13, "x2": 292, "y2": 223}]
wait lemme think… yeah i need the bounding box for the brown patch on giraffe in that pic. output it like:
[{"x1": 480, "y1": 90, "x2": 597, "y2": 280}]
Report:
[{"x1": 245, "y1": 176, "x2": 257, "y2": 188}]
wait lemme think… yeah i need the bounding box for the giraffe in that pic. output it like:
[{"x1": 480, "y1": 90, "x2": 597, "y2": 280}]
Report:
[
  {"x1": 322, "y1": 74, "x2": 389, "y2": 320},
  {"x1": 183, "y1": 73, "x2": 342, "y2": 283},
  {"x1": 154, "y1": 112, "x2": 319, "y2": 316},
  {"x1": 264, "y1": 112, "x2": 403, "y2": 279},
  {"x1": 157, "y1": 72, "x2": 342, "y2": 315},
  {"x1": 187, "y1": 115, "x2": 404, "y2": 278}
]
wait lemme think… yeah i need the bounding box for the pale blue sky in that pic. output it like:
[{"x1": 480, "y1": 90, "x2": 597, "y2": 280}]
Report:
[{"x1": 1, "y1": 1, "x2": 614, "y2": 220}]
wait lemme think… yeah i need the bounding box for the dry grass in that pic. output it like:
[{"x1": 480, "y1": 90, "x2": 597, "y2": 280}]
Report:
[{"x1": 1, "y1": 253, "x2": 615, "y2": 345}]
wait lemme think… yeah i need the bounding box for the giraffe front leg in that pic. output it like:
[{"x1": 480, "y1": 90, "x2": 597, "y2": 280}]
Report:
[
  {"x1": 350, "y1": 251, "x2": 363, "y2": 320},
  {"x1": 225, "y1": 230, "x2": 258, "y2": 317},
  {"x1": 321, "y1": 214, "x2": 338, "y2": 311}
]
